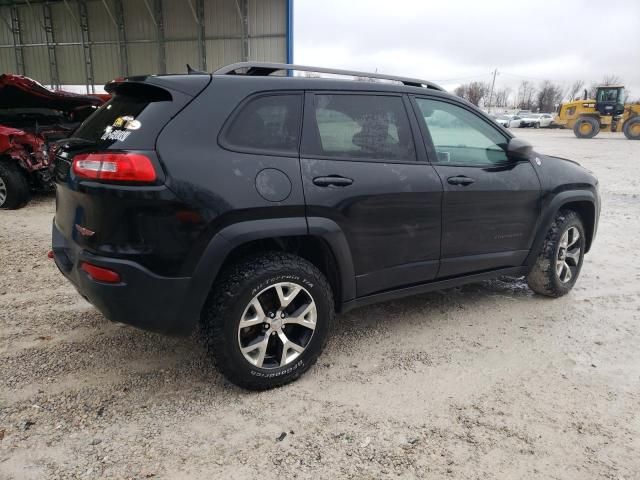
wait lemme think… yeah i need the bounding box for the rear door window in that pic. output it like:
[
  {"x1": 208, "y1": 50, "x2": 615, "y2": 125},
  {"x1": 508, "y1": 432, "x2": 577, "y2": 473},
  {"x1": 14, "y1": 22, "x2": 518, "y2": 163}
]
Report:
[
  {"x1": 220, "y1": 94, "x2": 303, "y2": 156},
  {"x1": 306, "y1": 94, "x2": 416, "y2": 162}
]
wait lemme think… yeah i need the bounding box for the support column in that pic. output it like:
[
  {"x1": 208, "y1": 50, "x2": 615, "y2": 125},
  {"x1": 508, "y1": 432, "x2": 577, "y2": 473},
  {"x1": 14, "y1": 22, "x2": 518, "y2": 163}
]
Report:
[
  {"x1": 113, "y1": 0, "x2": 129, "y2": 77},
  {"x1": 240, "y1": 0, "x2": 248, "y2": 61},
  {"x1": 77, "y1": 0, "x2": 95, "y2": 93},
  {"x1": 42, "y1": 2, "x2": 60, "y2": 88},
  {"x1": 154, "y1": 0, "x2": 166, "y2": 74},
  {"x1": 195, "y1": 0, "x2": 206, "y2": 71},
  {"x1": 10, "y1": 6, "x2": 25, "y2": 75}
]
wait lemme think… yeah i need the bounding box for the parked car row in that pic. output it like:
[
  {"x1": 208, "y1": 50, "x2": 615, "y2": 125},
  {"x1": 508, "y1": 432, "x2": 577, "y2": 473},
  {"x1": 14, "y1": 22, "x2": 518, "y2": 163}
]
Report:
[{"x1": 495, "y1": 113, "x2": 554, "y2": 129}]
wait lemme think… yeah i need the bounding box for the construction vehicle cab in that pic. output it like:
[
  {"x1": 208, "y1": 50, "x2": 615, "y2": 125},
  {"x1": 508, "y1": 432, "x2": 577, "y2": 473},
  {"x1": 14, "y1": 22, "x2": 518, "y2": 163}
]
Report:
[
  {"x1": 595, "y1": 86, "x2": 625, "y2": 116},
  {"x1": 555, "y1": 85, "x2": 640, "y2": 140}
]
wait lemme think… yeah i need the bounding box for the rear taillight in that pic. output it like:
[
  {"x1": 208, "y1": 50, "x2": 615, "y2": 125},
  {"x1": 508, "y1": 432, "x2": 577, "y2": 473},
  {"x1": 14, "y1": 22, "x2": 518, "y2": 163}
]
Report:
[
  {"x1": 80, "y1": 262, "x2": 121, "y2": 283},
  {"x1": 72, "y1": 152, "x2": 156, "y2": 183}
]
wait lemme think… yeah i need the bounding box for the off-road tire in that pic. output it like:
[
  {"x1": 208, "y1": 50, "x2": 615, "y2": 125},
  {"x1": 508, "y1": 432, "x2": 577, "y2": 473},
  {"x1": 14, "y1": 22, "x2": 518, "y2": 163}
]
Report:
[
  {"x1": 201, "y1": 251, "x2": 334, "y2": 390},
  {"x1": 573, "y1": 117, "x2": 600, "y2": 139},
  {"x1": 623, "y1": 117, "x2": 640, "y2": 140},
  {"x1": 0, "y1": 160, "x2": 30, "y2": 209},
  {"x1": 527, "y1": 210, "x2": 585, "y2": 297}
]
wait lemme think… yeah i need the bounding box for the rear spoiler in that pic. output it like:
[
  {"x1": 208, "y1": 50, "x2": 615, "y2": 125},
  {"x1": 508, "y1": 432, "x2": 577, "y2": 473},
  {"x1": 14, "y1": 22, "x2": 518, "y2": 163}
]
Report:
[{"x1": 105, "y1": 74, "x2": 211, "y2": 98}]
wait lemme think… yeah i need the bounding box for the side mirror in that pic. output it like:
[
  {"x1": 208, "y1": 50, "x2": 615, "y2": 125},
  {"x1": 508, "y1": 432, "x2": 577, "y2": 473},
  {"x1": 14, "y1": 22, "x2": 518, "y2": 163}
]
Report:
[{"x1": 507, "y1": 137, "x2": 533, "y2": 160}]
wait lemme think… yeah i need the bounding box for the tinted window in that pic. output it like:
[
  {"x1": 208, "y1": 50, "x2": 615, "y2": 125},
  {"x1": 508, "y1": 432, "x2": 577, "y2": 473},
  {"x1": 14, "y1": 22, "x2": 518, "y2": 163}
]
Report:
[
  {"x1": 73, "y1": 85, "x2": 181, "y2": 150},
  {"x1": 223, "y1": 94, "x2": 302, "y2": 155},
  {"x1": 75, "y1": 96, "x2": 159, "y2": 145},
  {"x1": 415, "y1": 98, "x2": 509, "y2": 166},
  {"x1": 310, "y1": 94, "x2": 415, "y2": 161}
]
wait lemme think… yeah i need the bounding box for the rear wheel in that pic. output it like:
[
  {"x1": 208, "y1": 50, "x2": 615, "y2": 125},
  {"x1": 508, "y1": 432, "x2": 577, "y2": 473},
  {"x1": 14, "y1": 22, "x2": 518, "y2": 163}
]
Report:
[
  {"x1": 573, "y1": 117, "x2": 600, "y2": 139},
  {"x1": 527, "y1": 210, "x2": 585, "y2": 297},
  {"x1": 0, "y1": 160, "x2": 30, "y2": 209},
  {"x1": 623, "y1": 117, "x2": 640, "y2": 140},
  {"x1": 201, "y1": 252, "x2": 334, "y2": 390}
]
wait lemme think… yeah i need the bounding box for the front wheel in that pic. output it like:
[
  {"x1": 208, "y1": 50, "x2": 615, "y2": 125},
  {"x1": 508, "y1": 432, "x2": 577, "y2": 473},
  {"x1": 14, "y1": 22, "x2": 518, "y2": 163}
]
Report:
[
  {"x1": 0, "y1": 160, "x2": 30, "y2": 209},
  {"x1": 201, "y1": 252, "x2": 334, "y2": 390},
  {"x1": 573, "y1": 117, "x2": 600, "y2": 139},
  {"x1": 527, "y1": 210, "x2": 585, "y2": 297}
]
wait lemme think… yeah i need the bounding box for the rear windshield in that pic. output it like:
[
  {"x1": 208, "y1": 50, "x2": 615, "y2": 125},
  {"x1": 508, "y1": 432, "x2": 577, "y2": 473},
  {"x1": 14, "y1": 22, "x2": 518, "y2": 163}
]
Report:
[{"x1": 73, "y1": 85, "x2": 184, "y2": 150}]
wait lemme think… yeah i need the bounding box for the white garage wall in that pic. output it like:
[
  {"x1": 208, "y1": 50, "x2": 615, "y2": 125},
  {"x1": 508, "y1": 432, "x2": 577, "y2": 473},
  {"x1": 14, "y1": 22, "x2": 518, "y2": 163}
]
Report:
[{"x1": 0, "y1": 0, "x2": 289, "y2": 92}]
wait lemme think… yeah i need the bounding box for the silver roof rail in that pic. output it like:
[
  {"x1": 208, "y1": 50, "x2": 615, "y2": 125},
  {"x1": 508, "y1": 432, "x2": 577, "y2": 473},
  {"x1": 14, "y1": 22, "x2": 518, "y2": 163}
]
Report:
[{"x1": 213, "y1": 62, "x2": 444, "y2": 91}]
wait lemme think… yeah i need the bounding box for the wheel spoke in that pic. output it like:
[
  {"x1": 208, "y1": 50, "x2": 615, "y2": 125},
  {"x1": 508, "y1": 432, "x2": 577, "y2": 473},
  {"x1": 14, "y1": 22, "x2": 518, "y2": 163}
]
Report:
[
  {"x1": 239, "y1": 298, "x2": 267, "y2": 328},
  {"x1": 562, "y1": 262, "x2": 573, "y2": 282},
  {"x1": 284, "y1": 303, "x2": 317, "y2": 330},
  {"x1": 241, "y1": 334, "x2": 270, "y2": 367},
  {"x1": 274, "y1": 283, "x2": 302, "y2": 308},
  {"x1": 238, "y1": 281, "x2": 317, "y2": 370},
  {"x1": 565, "y1": 247, "x2": 581, "y2": 265},
  {"x1": 560, "y1": 236, "x2": 568, "y2": 249},
  {"x1": 277, "y1": 330, "x2": 305, "y2": 366},
  {"x1": 567, "y1": 228, "x2": 580, "y2": 248}
]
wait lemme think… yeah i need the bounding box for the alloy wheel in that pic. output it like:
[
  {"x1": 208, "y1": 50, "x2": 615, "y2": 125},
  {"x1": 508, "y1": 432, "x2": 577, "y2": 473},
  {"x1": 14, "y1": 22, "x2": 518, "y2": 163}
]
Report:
[
  {"x1": 237, "y1": 282, "x2": 317, "y2": 369},
  {"x1": 556, "y1": 226, "x2": 581, "y2": 283}
]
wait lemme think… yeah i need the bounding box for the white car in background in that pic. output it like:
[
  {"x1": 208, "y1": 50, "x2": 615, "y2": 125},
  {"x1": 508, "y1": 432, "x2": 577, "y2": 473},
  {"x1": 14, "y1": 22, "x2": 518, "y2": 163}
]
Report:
[
  {"x1": 520, "y1": 113, "x2": 542, "y2": 128},
  {"x1": 520, "y1": 113, "x2": 555, "y2": 128},
  {"x1": 537, "y1": 113, "x2": 554, "y2": 127},
  {"x1": 495, "y1": 114, "x2": 523, "y2": 128}
]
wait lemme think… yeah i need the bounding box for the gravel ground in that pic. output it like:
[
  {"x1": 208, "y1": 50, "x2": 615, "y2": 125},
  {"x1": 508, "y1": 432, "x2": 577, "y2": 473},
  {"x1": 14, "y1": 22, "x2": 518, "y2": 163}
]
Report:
[{"x1": 1, "y1": 129, "x2": 639, "y2": 479}]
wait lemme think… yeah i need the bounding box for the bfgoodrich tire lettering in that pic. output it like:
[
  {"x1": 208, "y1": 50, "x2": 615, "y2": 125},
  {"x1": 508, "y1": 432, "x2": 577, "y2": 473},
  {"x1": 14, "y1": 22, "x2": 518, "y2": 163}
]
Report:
[
  {"x1": 201, "y1": 252, "x2": 334, "y2": 390},
  {"x1": 527, "y1": 210, "x2": 586, "y2": 297}
]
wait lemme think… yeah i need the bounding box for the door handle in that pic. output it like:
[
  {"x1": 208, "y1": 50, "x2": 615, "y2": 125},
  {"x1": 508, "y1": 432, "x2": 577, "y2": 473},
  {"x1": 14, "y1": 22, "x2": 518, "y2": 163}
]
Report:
[
  {"x1": 313, "y1": 176, "x2": 354, "y2": 187},
  {"x1": 447, "y1": 175, "x2": 474, "y2": 186}
]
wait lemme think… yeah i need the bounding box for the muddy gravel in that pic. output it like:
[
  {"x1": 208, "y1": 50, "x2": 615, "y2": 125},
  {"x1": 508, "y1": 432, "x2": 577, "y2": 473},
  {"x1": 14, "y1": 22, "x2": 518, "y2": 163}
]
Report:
[{"x1": 1, "y1": 129, "x2": 639, "y2": 479}]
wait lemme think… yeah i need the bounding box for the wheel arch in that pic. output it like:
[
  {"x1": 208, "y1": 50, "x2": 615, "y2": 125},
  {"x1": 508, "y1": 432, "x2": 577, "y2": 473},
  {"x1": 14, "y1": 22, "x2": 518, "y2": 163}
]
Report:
[
  {"x1": 179, "y1": 217, "x2": 356, "y2": 332},
  {"x1": 525, "y1": 191, "x2": 598, "y2": 266}
]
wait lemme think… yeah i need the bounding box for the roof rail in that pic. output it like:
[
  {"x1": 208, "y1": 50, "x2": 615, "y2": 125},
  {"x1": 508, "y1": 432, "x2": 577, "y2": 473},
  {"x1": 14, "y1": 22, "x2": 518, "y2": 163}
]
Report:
[{"x1": 213, "y1": 62, "x2": 445, "y2": 91}]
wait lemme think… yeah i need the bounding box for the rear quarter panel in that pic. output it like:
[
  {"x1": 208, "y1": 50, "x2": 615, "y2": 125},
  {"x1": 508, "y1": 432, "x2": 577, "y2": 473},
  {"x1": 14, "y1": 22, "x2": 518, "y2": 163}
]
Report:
[{"x1": 156, "y1": 77, "x2": 307, "y2": 276}]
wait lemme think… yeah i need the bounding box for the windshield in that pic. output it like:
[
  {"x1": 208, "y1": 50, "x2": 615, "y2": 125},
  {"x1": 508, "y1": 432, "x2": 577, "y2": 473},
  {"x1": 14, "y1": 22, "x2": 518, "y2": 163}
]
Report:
[{"x1": 597, "y1": 87, "x2": 622, "y2": 103}]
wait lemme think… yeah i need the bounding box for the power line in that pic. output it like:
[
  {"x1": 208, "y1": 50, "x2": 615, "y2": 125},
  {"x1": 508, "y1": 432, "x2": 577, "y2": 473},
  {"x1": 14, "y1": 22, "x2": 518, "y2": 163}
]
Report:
[{"x1": 432, "y1": 72, "x2": 492, "y2": 83}]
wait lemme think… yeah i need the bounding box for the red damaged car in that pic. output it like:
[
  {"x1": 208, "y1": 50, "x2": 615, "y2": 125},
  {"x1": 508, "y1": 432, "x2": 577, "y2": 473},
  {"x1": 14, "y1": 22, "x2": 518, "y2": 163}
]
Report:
[{"x1": 0, "y1": 74, "x2": 108, "y2": 209}]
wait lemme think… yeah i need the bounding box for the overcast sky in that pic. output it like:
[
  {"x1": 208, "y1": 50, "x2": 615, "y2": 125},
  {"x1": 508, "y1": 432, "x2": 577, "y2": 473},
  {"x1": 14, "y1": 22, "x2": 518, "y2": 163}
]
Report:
[{"x1": 294, "y1": 0, "x2": 640, "y2": 101}]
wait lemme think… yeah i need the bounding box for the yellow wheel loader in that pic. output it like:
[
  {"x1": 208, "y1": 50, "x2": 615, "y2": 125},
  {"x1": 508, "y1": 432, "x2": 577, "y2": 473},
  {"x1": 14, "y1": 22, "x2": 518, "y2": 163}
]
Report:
[{"x1": 554, "y1": 85, "x2": 640, "y2": 139}]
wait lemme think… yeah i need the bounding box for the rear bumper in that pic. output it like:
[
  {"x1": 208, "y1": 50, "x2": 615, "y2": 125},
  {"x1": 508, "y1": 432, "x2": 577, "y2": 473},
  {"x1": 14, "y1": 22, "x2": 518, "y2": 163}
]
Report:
[{"x1": 52, "y1": 221, "x2": 195, "y2": 335}]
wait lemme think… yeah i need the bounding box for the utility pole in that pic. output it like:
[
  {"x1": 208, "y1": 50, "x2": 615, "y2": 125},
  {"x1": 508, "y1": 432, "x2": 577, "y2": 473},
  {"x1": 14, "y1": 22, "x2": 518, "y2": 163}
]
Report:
[{"x1": 487, "y1": 68, "x2": 498, "y2": 113}]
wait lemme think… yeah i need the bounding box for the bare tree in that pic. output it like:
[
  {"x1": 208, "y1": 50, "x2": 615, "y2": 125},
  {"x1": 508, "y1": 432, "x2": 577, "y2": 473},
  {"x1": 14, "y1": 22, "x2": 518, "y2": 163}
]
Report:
[
  {"x1": 589, "y1": 75, "x2": 623, "y2": 98},
  {"x1": 568, "y1": 80, "x2": 585, "y2": 100},
  {"x1": 602, "y1": 75, "x2": 622, "y2": 86},
  {"x1": 493, "y1": 87, "x2": 512, "y2": 108},
  {"x1": 536, "y1": 80, "x2": 563, "y2": 113},
  {"x1": 453, "y1": 81, "x2": 489, "y2": 106},
  {"x1": 517, "y1": 81, "x2": 536, "y2": 110}
]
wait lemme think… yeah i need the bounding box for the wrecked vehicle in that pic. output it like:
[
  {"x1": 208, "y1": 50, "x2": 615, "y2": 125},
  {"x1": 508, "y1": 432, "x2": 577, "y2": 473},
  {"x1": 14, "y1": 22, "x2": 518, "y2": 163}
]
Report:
[{"x1": 0, "y1": 74, "x2": 107, "y2": 209}]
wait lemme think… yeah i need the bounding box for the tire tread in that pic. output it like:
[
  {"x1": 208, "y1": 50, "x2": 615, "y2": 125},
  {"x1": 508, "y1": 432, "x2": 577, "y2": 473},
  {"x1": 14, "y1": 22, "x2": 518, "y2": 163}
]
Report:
[{"x1": 201, "y1": 251, "x2": 334, "y2": 390}]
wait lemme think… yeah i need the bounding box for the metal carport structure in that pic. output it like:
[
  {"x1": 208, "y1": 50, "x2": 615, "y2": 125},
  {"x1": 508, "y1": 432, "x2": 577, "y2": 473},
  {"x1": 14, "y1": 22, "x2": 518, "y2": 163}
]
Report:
[{"x1": 0, "y1": 0, "x2": 293, "y2": 92}]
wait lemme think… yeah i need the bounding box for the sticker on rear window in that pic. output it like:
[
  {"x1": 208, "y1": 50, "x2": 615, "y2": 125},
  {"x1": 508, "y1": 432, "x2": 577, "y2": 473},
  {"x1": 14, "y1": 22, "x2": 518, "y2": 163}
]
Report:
[
  {"x1": 112, "y1": 115, "x2": 142, "y2": 130},
  {"x1": 101, "y1": 126, "x2": 131, "y2": 141}
]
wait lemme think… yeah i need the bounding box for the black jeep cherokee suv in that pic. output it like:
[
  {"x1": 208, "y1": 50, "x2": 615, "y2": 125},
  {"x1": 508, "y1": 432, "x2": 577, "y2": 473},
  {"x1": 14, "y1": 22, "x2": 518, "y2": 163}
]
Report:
[{"x1": 52, "y1": 62, "x2": 600, "y2": 390}]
